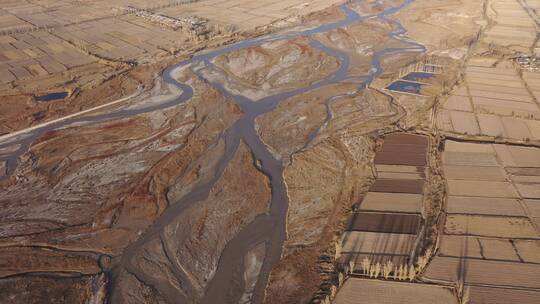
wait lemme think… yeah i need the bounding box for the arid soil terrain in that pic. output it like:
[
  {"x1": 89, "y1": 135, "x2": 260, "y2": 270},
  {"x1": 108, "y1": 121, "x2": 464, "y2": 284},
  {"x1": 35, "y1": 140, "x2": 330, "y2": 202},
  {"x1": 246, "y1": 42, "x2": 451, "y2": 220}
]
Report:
[{"x1": 1, "y1": 0, "x2": 539, "y2": 304}]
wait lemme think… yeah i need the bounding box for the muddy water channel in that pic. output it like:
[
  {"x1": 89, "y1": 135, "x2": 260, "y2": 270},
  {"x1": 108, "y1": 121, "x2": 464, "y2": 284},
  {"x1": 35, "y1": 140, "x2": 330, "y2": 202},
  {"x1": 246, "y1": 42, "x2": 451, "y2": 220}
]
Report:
[{"x1": 0, "y1": 0, "x2": 424, "y2": 303}]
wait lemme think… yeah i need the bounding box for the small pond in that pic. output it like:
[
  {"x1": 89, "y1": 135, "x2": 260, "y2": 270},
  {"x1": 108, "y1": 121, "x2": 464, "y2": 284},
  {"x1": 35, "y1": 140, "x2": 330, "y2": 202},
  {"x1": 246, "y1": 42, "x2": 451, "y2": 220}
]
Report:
[
  {"x1": 387, "y1": 80, "x2": 423, "y2": 94},
  {"x1": 34, "y1": 92, "x2": 68, "y2": 102}
]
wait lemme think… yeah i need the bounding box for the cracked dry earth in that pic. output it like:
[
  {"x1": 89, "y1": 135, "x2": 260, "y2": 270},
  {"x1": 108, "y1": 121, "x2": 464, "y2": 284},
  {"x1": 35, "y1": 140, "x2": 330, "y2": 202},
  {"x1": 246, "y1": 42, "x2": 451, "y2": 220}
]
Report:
[{"x1": 0, "y1": 0, "x2": 539, "y2": 304}]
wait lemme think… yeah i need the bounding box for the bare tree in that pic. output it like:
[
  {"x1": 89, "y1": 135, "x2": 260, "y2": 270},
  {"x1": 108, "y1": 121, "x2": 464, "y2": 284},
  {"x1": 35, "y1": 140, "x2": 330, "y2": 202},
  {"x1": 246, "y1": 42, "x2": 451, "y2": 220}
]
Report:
[
  {"x1": 361, "y1": 257, "x2": 371, "y2": 276},
  {"x1": 383, "y1": 261, "x2": 394, "y2": 279},
  {"x1": 408, "y1": 265, "x2": 416, "y2": 281},
  {"x1": 374, "y1": 262, "x2": 381, "y2": 279}
]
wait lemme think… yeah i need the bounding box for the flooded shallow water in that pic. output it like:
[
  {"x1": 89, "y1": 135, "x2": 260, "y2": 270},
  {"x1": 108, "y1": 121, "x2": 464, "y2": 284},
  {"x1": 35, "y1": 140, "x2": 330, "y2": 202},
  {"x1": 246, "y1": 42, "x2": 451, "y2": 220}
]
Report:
[
  {"x1": 34, "y1": 92, "x2": 68, "y2": 102},
  {"x1": 387, "y1": 80, "x2": 424, "y2": 94}
]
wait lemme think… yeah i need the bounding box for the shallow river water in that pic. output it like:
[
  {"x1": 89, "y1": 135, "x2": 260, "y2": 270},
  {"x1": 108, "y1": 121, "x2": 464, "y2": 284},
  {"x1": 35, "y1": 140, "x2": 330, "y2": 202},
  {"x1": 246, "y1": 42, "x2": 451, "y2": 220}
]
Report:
[{"x1": 0, "y1": 1, "x2": 425, "y2": 303}]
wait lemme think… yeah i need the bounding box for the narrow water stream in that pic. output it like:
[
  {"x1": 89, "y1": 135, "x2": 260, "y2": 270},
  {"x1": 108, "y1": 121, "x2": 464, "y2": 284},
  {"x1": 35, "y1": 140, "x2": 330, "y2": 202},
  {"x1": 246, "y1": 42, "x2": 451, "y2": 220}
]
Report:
[
  {"x1": 114, "y1": 1, "x2": 425, "y2": 303},
  {"x1": 0, "y1": 1, "x2": 425, "y2": 303}
]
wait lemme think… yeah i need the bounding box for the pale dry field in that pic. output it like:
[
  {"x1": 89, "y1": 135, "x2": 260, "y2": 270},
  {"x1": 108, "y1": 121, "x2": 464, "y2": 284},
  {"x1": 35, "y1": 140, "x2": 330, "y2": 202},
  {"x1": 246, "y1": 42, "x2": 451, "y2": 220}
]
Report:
[
  {"x1": 468, "y1": 286, "x2": 540, "y2": 304},
  {"x1": 439, "y1": 235, "x2": 527, "y2": 261},
  {"x1": 444, "y1": 214, "x2": 538, "y2": 238},
  {"x1": 425, "y1": 257, "x2": 540, "y2": 289},
  {"x1": 435, "y1": 0, "x2": 540, "y2": 144},
  {"x1": 484, "y1": 0, "x2": 537, "y2": 52},
  {"x1": 441, "y1": 141, "x2": 540, "y2": 237},
  {"x1": 333, "y1": 278, "x2": 458, "y2": 304},
  {"x1": 438, "y1": 235, "x2": 483, "y2": 258},
  {"x1": 359, "y1": 192, "x2": 423, "y2": 213},
  {"x1": 524, "y1": 199, "x2": 540, "y2": 228},
  {"x1": 513, "y1": 239, "x2": 540, "y2": 263},
  {"x1": 437, "y1": 63, "x2": 540, "y2": 142},
  {"x1": 446, "y1": 196, "x2": 526, "y2": 216},
  {"x1": 443, "y1": 165, "x2": 507, "y2": 181},
  {"x1": 425, "y1": 139, "x2": 540, "y2": 303},
  {"x1": 446, "y1": 180, "x2": 518, "y2": 198},
  {"x1": 442, "y1": 151, "x2": 499, "y2": 167}
]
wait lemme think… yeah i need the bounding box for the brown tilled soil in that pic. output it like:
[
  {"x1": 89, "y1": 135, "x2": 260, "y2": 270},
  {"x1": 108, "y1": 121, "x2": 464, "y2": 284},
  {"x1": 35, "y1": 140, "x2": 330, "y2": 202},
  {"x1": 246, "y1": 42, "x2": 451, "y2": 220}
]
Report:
[{"x1": 345, "y1": 212, "x2": 422, "y2": 234}]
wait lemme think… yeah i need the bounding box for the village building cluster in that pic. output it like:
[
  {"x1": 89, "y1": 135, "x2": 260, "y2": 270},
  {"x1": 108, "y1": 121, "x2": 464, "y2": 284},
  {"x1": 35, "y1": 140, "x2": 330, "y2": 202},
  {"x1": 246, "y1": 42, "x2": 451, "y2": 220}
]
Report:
[
  {"x1": 123, "y1": 6, "x2": 208, "y2": 35},
  {"x1": 515, "y1": 54, "x2": 540, "y2": 71}
]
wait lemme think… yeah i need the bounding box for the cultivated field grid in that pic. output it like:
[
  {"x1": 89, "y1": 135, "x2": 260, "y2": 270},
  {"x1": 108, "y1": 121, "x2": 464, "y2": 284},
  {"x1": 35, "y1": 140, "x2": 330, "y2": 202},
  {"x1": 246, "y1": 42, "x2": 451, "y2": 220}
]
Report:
[
  {"x1": 337, "y1": 133, "x2": 432, "y2": 285},
  {"x1": 436, "y1": 0, "x2": 540, "y2": 144},
  {"x1": 424, "y1": 139, "x2": 540, "y2": 302},
  {"x1": 0, "y1": 0, "x2": 343, "y2": 93}
]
